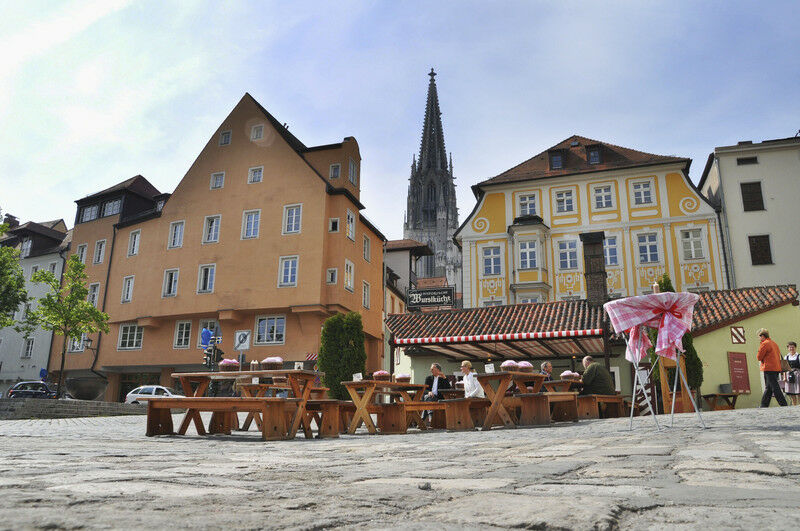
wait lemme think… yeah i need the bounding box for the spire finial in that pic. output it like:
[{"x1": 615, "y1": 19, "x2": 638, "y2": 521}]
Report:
[{"x1": 429, "y1": 68, "x2": 436, "y2": 81}]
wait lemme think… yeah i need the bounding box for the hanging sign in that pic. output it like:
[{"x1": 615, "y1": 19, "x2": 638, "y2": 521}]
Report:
[{"x1": 407, "y1": 287, "x2": 455, "y2": 308}]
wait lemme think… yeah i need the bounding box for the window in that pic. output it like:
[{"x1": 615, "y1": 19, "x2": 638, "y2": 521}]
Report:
[
  {"x1": 76, "y1": 244, "x2": 88, "y2": 264},
  {"x1": 30, "y1": 265, "x2": 39, "y2": 279},
  {"x1": 248, "y1": 166, "x2": 263, "y2": 184},
  {"x1": 748, "y1": 235, "x2": 773, "y2": 265},
  {"x1": 219, "y1": 130, "x2": 231, "y2": 146},
  {"x1": 737, "y1": 156, "x2": 758, "y2": 165},
  {"x1": 329, "y1": 164, "x2": 340, "y2": 179},
  {"x1": 632, "y1": 181, "x2": 653, "y2": 205},
  {"x1": 344, "y1": 259, "x2": 354, "y2": 292},
  {"x1": 210, "y1": 172, "x2": 225, "y2": 190},
  {"x1": 483, "y1": 300, "x2": 502, "y2": 307},
  {"x1": 348, "y1": 158, "x2": 358, "y2": 185},
  {"x1": 594, "y1": 185, "x2": 613, "y2": 209},
  {"x1": 80, "y1": 204, "x2": 98, "y2": 222},
  {"x1": 242, "y1": 210, "x2": 260, "y2": 239},
  {"x1": 283, "y1": 205, "x2": 302, "y2": 234},
  {"x1": 49, "y1": 262, "x2": 57, "y2": 274},
  {"x1": 168, "y1": 221, "x2": 184, "y2": 249},
  {"x1": 20, "y1": 238, "x2": 32, "y2": 258},
  {"x1": 363, "y1": 236, "x2": 371, "y2": 262},
  {"x1": 102, "y1": 199, "x2": 121, "y2": 217},
  {"x1": 519, "y1": 241, "x2": 536, "y2": 269},
  {"x1": 197, "y1": 264, "x2": 215, "y2": 293},
  {"x1": 518, "y1": 295, "x2": 540, "y2": 304},
  {"x1": 251, "y1": 125, "x2": 263, "y2": 140},
  {"x1": 156, "y1": 200, "x2": 165, "y2": 211},
  {"x1": 121, "y1": 275, "x2": 134, "y2": 303},
  {"x1": 558, "y1": 240, "x2": 578, "y2": 270},
  {"x1": 174, "y1": 321, "x2": 191, "y2": 349},
  {"x1": 519, "y1": 194, "x2": 537, "y2": 216},
  {"x1": 68, "y1": 333, "x2": 87, "y2": 353},
  {"x1": 163, "y1": 269, "x2": 179, "y2": 297},
  {"x1": 328, "y1": 218, "x2": 339, "y2": 232},
  {"x1": 555, "y1": 190, "x2": 574, "y2": 213},
  {"x1": 550, "y1": 152, "x2": 563, "y2": 169},
  {"x1": 278, "y1": 256, "x2": 298, "y2": 287},
  {"x1": 326, "y1": 268, "x2": 338, "y2": 284},
  {"x1": 740, "y1": 182, "x2": 765, "y2": 212},
  {"x1": 93, "y1": 240, "x2": 106, "y2": 264},
  {"x1": 197, "y1": 319, "x2": 218, "y2": 347},
  {"x1": 203, "y1": 216, "x2": 220, "y2": 243},
  {"x1": 118, "y1": 324, "x2": 143, "y2": 350},
  {"x1": 255, "y1": 316, "x2": 285, "y2": 345},
  {"x1": 88, "y1": 283, "x2": 100, "y2": 307},
  {"x1": 604, "y1": 237, "x2": 619, "y2": 266},
  {"x1": 362, "y1": 281, "x2": 370, "y2": 308},
  {"x1": 482, "y1": 246, "x2": 501, "y2": 276},
  {"x1": 21, "y1": 338, "x2": 34, "y2": 358},
  {"x1": 346, "y1": 210, "x2": 356, "y2": 241},
  {"x1": 681, "y1": 229, "x2": 704, "y2": 260},
  {"x1": 128, "y1": 230, "x2": 140, "y2": 256},
  {"x1": 588, "y1": 148, "x2": 601, "y2": 164},
  {"x1": 637, "y1": 233, "x2": 660, "y2": 263}
]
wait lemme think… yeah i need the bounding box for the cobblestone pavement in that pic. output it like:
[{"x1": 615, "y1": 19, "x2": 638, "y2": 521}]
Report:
[{"x1": 1, "y1": 406, "x2": 799, "y2": 530}]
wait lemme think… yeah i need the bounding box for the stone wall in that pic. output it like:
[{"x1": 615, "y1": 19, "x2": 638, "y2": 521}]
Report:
[{"x1": 0, "y1": 398, "x2": 146, "y2": 420}]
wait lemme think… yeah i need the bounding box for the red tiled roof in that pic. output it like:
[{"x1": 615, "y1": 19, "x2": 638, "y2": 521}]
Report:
[
  {"x1": 385, "y1": 239, "x2": 433, "y2": 254},
  {"x1": 416, "y1": 277, "x2": 448, "y2": 288},
  {"x1": 691, "y1": 286, "x2": 798, "y2": 336},
  {"x1": 478, "y1": 135, "x2": 689, "y2": 187}
]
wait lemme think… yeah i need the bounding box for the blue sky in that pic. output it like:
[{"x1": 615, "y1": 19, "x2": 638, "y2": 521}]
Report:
[{"x1": 2, "y1": 1, "x2": 798, "y2": 239}]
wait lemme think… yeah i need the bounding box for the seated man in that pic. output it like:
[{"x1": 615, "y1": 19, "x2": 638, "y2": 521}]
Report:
[
  {"x1": 540, "y1": 361, "x2": 553, "y2": 381},
  {"x1": 579, "y1": 355, "x2": 616, "y2": 396},
  {"x1": 422, "y1": 363, "x2": 451, "y2": 422}
]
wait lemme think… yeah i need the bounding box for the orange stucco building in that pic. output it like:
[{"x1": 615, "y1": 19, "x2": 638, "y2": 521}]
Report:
[{"x1": 51, "y1": 93, "x2": 386, "y2": 401}]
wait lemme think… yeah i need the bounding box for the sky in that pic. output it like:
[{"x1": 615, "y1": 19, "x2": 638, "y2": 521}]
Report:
[{"x1": 1, "y1": 1, "x2": 799, "y2": 240}]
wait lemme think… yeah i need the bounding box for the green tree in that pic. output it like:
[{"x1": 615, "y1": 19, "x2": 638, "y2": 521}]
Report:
[
  {"x1": 0, "y1": 215, "x2": 35, "y2": 335},
  {"x1": 317, "y1": 312, "x2": 367, "y2": 400},
  {"x1": 32, "y1": 255, "x2": 109, "y2": 398}
]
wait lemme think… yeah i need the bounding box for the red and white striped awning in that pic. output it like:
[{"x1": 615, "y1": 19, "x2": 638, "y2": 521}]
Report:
[{"x1": 394, "y1": 328, "x2": 603, "y2": 345}]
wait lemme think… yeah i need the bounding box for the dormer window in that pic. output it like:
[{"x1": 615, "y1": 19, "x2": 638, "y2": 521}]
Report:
[
  {"x1": 550, "y1": 151, "x2": 564, "y2": 170},
  {"x1": 588, "y1": 147, "x2": 601, "y2": 164},
  {"x1": 102, "y1": 198, "x2": 121, "y2": 217},
  {"x1": 20, "y1": 238, "x2": 32, "y2": 258}
]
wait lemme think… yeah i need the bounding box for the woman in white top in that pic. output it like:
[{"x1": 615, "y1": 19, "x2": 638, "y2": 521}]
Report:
[
  {"x1": 461, "y1": 360, "x2": 485, "y2": 398},
  {"x1": 782, "y1": 341, "x2": 800, "y2": 405}
]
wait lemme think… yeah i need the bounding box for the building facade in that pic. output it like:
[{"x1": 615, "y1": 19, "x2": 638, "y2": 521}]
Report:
[
  {"x1": 698, "y1": 136, "x2": 800, "y2": 290},
  {"x1": 0, "y1": 218, "x2": 69, "y2": 394},
  {"x1": 455, "y1": 136, "x2": 726, "y2": 307},
  {"x1": 50, "y1": 93, "x2": 386, "y2": 401},
  {"x1": 403, "y1": 69, "x2": 461, "y2": 293}
]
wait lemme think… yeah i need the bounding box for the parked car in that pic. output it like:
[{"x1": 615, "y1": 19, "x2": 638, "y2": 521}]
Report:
[
  {"x1": 6, "y1": 381, "x2": 57, "y2": 399},
  {"x1": 125, "y1": 385, "x2": 184, "y2": 404}
]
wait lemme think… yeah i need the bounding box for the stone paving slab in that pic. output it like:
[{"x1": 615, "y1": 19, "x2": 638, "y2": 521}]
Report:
[{"x1": 0, "y1": 406, "x2": 799, "y2": 529}]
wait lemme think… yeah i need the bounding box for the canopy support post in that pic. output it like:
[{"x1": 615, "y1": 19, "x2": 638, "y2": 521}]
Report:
[
  {"x1": 624, "y1": 333, "x2": 660, "y2": 431},
  {"x1": 671, "y1": 352, "x2": 706, "y2": 428}
]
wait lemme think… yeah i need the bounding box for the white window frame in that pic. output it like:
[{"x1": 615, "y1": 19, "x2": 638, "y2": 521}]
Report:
[
  {"x1": 121, "y1": 275, "x2": 134, "y2": 303},
  {"x1": 48, "y1": 262, "x2": 57, "y2": 274},
  {"x1": 241, "y1": 209, "x2": 261, "y2": 239},
  {"x1": 482, "y1": 246, "x2": 502, "y2": 276},
  {"x1": 127, "y1": 230, "x2": 140, "y2": 257},
  {"x1": 168, "y1": 220, "x2": 184, "y2": 249},
  {"x1": 344, "y1": 259, "x2": 354, "y2": 292},
  {"x1": 517, "y1": 294, "x2": 541, "y2": 304},
  {"x1": 21, "y1": 337, "x2": 34, "y2": 358},
  {"x1": 68, "y1": 333, "x2": 87, "y2": 353},
  {"x1": 518, "y1": 240, "x2": 537, "y2": 270},
  {"x1": 219, "y1": 130, "x2": 231, "y2": 146},
  {"x1": 250, "y1": 124, "x2": 263, "y2": 141},
  {"x1": 80, "y1": 204, "x2": 98, "y2": 222},
  {"x1": 30, "y1": 265, "x2": 39, "y2": 279},
  {"x1": 557, "y1": 240, "x2": 579, "y2": 271},
  {"x1": 173, "y1": 321, "x2": 192, "y2": 349},
  {"x1": 326, "y1": 268, "x2": 338, "y2": 285},
  {"x1": 554, "y1": 189, "x2": 575, "y2": 214},
  {"x1": 278, "y1": 256, "x2": 298, "y2": 287},
  {"x1": 202, "y1": 215, "x2": 221, "y2": 244},
  {"x1": 197, "y1": 263, "x2": 216, "y2": 294},
  {"x1": 20, "y1": 238, "x2": 32, "y2": 258},
  {"x1": 118, "y1": 323, "x2": 143, "y2": 350},
  {"x1": 592, "y1": 183, "x2": 615, "y2": 210},
  {"x1": 93, "y1": 239, "x2": 106, "y2": 264},
  {"x1": 680, "y1": 227, "x2": 706, "y2": 261},
  {"x1": 518, "y1": 193, "x2": 538, "y2": 217},
  {"x1": 248, "y1": 166, "x2": 263, "y2": 184},
  {"x1": 162, "y1": 269, "x2": 179, "y2": 298},
  {"x1": 197, "y1": 319, "x2": 218, "y2": 347},
  {"x1": 348, "y1": 158, "x2": 358, "y2": 185},
  {"x1": 329, "y1": 163, "x2": 341, "y2": 179},
  {"x1": 282, "y1": 204, "x2": 302, "y2": 235},
  {"x1": 363, "y1": 235, "x2": 371, "y2": 262},
  {"x1": 346, "y1": 210, "x2": 356, "y2": 241},
  {"x1": 255, "y1": 315, "x2": 286, "y2": 345},
  {"x1": 88, "y1": 283, "x2": 100, "y2": 307},
  {"x1": 76, "y1": 244, "x2": 88, "y2": 264},
  {"x1": 631, "y1": 179, "x2": 655, "y2": 206},
  {"x1": 210, "y1": 172, "x2": 225, "y2": 190},
  {"x1": 604, "y1": 236, "x2": 619, "y2": 267},
  {"x1": 328, "y1": 218, "x2": 340, "y2": 233},
  {"x1": 362, "y1": 280, "x2": 370, "y2": 309},
  {"x1": 636, "y1": 232, "x2": 661, "y2": 264},
  {"x1": 102, "y1": 198, "x2": 122, "y2": 217}
]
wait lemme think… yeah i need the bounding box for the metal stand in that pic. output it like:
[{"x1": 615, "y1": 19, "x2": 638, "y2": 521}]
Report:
[
  {"x1": 625, "y1": 333, "x2": 660, "y2": 431},
  {"x1": 670, "y1": 352, "x2": 707, "y2": 428}
]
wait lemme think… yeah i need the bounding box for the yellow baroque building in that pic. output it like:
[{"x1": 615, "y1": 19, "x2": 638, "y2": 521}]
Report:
[{"x1": 455, "y1": 135, "x2": 726, "y2": 306}]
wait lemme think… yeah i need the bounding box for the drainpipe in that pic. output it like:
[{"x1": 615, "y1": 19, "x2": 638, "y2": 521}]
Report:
[
  {"x1": 90, "y1": 224, "x2": 118, "y2": 382},
  {"x1": 714, "y1": 156, "x2": 735, "y2": 289}
]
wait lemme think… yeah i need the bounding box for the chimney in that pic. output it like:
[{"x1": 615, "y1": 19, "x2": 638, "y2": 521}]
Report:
[
  {"x1": 3, "y1": 214, "x2": 19, "y2": 228},
  {"x1": 579, "y1": 231, "x2": 608, "y2": 307}
]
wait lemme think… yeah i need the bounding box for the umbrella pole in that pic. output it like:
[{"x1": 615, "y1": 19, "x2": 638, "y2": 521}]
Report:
[
  {"x1": 625, "y1": 333, "x2": 660, "y2": 431},
  {"x1": 676, "y1": 353, "x2": 707, "y2": 428}
]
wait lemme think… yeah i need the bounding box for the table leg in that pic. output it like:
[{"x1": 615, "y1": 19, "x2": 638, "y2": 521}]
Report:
[
  {"x1": 346, "y1": 384, "x2": 378, "y2": 434},
  {"x1": 178, "y1": 378, "x2": 208, "y2": 435},
  {"x1": 481, "y1": 376, "x2": 515, "y2": 431},
  {"x1": 398, "y1": 389, "x2": 426, "y2": 430},
  {"x1": 288, "y1": 375, "x2": 314, "y2": 439}
]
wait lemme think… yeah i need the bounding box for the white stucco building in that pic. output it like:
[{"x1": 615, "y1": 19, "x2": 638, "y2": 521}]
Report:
[{"x1": 699, "y1": 136, "x2": 800, "y2": 289}]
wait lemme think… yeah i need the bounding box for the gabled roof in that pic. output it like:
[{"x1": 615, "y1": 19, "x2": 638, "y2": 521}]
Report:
[
  {"x1": 692, "y1": 286, "x2": 798, "y2": 336},
  {"x1": 245, "y1": 92, "x2": 307, "y2": 154},
  {"x1": 477, "y1": 135, "x2": 690, "y2": 187},
  {"x1": 386, "y1": 239, "x2": 433, "y2": 255},
  {"x1": 77, "y1": 175, "x2": 161, "y2": 203},
  {"x1": 7, "y1": 221, "x2": 67, "y2": 242}
]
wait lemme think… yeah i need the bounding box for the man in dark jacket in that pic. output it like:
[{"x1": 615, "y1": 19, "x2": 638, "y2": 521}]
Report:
[
  {"x1": 580, "y1": 356, "x2": 616, "y2": 395},
  {"x1": 422, "y1": 363, "x2": 451, "y2": 422}
]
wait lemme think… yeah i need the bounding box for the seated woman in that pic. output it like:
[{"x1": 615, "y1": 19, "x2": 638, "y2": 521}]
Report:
[{"x1": 461, "y1": 361, "x2": 485, "y2": 398}]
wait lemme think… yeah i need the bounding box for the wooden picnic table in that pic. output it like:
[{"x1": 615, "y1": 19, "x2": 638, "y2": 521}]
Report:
[
  {"x1": 542, "y1": 379, "x2": 583, "y2": 393},
  {"x1": 702, "y1": 392, "x2": 741, "y2": 411},
  {"x1": 341, "y1": 380, "x2": 425, "y2": 434},
  {"x1": 475, "y1": 371, "x2": 546, "y2": 431},
  {"x1": 172, "y1": 370, "x2": 322, "y2": 439},
  {"x1": 440, "y1": 389, "x2": 464, "y2": 400}
]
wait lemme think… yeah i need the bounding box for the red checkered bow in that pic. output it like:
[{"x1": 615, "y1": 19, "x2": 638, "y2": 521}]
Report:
[{"x1": 604, "y1": 292, "x2": 700, "y2": 363}]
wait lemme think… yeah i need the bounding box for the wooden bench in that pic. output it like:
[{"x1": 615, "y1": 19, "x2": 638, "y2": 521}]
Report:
[
  {"x1": 543, "y1": 392, "x2": 579, "y2": 422},
  {"x1": 577, "y1": 394, "x2": 625, "y2": 419},
  {"x1": 506, "y1": 393, "x2": 550, "y2": 426},
  {"x1": 304, "y1": 399, "x2": 341, "y2": 438},
  {"x1": 402, "y1": 401, "x2": 448, "y2": 431},
  {"x1": 146, "y1": 397, "x2": 298, "y2": 441}
]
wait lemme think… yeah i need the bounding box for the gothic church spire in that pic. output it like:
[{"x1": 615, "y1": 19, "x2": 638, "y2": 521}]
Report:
[{"x1": 418, "y1": 68, "x2": 448, "y2": 172}]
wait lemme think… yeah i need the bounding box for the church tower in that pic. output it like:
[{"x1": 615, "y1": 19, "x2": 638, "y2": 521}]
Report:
[{"x1": 404, "y1": 69, "x2": 462, "y2": 294}]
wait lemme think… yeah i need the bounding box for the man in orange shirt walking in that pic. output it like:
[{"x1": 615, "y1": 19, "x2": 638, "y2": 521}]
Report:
[{"x1": 757, "y1": 328, "x2": 788, "y2": 407}]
